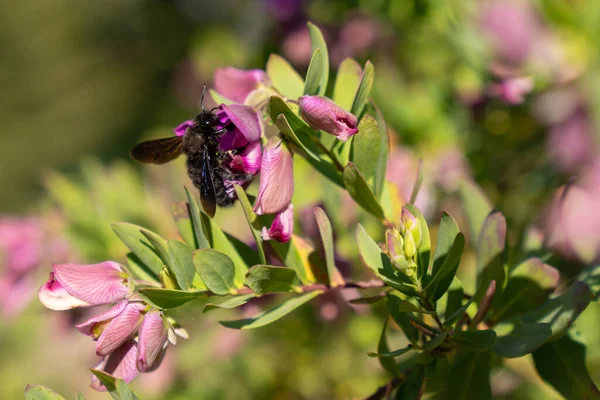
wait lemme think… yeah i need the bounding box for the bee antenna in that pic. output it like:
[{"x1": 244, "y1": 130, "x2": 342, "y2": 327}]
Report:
[{"x1": 201, "y1": 84, "x2": 207, "y2": 112}]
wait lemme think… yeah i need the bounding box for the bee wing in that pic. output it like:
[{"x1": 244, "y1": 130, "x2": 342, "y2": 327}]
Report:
[
  {"x1": 130, "y1": 136, "x2": 183, "y2": 164},
  {"x1": 200, "y1": 147, "x2": 217, "y2": 218}
]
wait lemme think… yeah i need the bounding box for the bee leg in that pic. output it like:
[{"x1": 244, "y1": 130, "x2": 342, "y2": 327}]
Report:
[{"x1": 215, "y1": 167, "x2": 254, "y2": 183}]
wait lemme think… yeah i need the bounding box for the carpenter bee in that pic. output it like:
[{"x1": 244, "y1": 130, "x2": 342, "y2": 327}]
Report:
[{"x1": 130, "y1": 88, "x2": 254, "y2": 218}]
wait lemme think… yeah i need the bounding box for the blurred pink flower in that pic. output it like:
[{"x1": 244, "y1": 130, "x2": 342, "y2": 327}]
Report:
[
  {"x1": 213, "y1": 67, "x2": 270, "y2": 104},
  {"x1": 433, "y1": 149, "x2": 471, "y2": 192},
  {"x1": 254, "y1": 137, "x2": 294, "y2": 215},
  {"x1": 547, "y1": 113, "x2": 594, "y2": 173},
  {"x1": 489, "y1": 76, "x2": 533, "y2": 105},
  {"x1": 282, "y1": 27, "x2": 313, "y2": 67},
  {"x1": 298, "y1": 95, "x2": 358, "y2": 142},
  {"x1": 261, "y1": 204, "x2": 294, "y2": 243},
  {"x1": 0, "y1": 217, "x2": 42, "y2": 274},
  {"x1": 479, "y1": 0, "x2": 540, "y2": 66}
]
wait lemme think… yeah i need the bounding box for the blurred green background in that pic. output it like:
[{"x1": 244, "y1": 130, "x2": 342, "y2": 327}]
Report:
[{"x1": 1, "y1": 0, "x2": 599, "y2": 399}]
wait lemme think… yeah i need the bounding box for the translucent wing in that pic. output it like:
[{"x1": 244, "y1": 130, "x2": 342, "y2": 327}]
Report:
[
  {"x1": 130, "y1": 136, "x2": 183, "y2": 164},
  {"x1": 200, "y1": 147, "x2": 217, "y2": 218}
]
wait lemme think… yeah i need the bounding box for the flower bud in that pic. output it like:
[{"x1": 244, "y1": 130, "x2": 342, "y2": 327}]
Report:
[
  {"x1": 386, "y1": 229, "x2": 408, "y2": 271},
  {"x1": 261, "y1": 204, "x2": 294, "y2": 243},
  {"x1": 298, "y1": 95, "x2": 358, "y2": 142},
  {"x1": 401, "y1": 207, "x2": 422, "y2": 251},
  {"x1": 404, "y1": 233, "x2": 417, "y2": 259}
]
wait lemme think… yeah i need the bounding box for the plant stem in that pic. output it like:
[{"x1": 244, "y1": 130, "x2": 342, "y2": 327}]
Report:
[{"x1": 230, "y1": 279, "x2": 386, "y2": 296}]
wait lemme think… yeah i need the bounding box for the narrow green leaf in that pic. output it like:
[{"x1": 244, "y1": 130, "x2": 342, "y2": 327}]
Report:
[
  {"x1": 275, "y1": 114, "x2": 320, "y2": 162},
  {"x1": 314, "y1": 207, "x2": 344, "y2": 286},
  {"x1": 493, "y1": 322, "x2": 552, "y2": 358},
  {"x1": 333, "y1": 57, "x2": 362, "y2": 111},
  {"x1": 578, "y1": 264, "x2": 600, "y2": 299},
  {"x1": 126, "y1": 253, "x2": 158, "y2": 282},
  {"x1": 168, "y1": 240, "x2": 197, "y2": 290},
  {"x1": 140, "y1": 229, "x2": 170, "y2": 264},
  {"x1": 387, "y1": 294, "x2": 420, "y2": 344},
  {"x1": 350, "y1": 60, "x2": 374, "y2": 118},
  {"x1": 351, "y1": 116, "x2": 383, "y2": 194},
  {"x1": 269, "y1": 236, "x2": 316, "y2": 285},
  {"x1": 193, "y1": 249, "x2": 236, "y2": 295},
  {"x1": 220, "y1": 290, "x2": 322, "y2": 329},
  {"x1": 532, "y1": 330, "x2": 600, "y2": 400},
  {"x1": 477, "y1": 211, "x2": 506, "y2": 302},
  {"x1": 233, "y1": 185, "x2": 266, "y2": 265},
  {"x1": 306, "y1": 22, "x2": 329, "y2": 96},
  {"x1": 368, "y1": 102, "x2": 389, "y2": 199},
  {"x1": 442, "y1": 352, "x2": 492, "y2": 400},
  {"x1": 266, "y1": 54, "x2": 304, "y2": 99},
  {"x1": 200, "y1": 212, "x2": 249, "y2": 287},
  {"x1": 245, "y1": 265, "x2": 300, "y2": 295},
  {"x1": 89, "y1": 369, "x2": 117, "y2": 396},
  {"x1": 523, "y1": 281, "x2": 593, "y2": 341},
  {"x1": 138, "y1": 288, "x2": 204, "y2": 309},
  {"x1": 388, "y1": 294, "x2": 433, "y2": 314},
  {"x1": 423, "y1": 332, "x2": 447, "y2": 351},
  {"x1": 112, "y1": 222, "x2": 164, "y2": 275},
  {"x1": 377, "y1": 319, "x2": 403, "y2": 376},
  {"x1": 443, "y1": 277, "x2": 464, "y2": 320},
  {"x1": 452, "y1": 329, "x2": 496, "y2": 352},
  {"x1": 202, "y1": 294, "x2": 254, "y2": 313},
  {"x1": 344, "y1": 162, "x2": 386, "y2": 220},
  {"x1": 368, "y1": 345, "x2": 413, "y2": 358},
  {"x1": 395, "y1": 364, "x2": 426, "y2": 400},
  {"x1": 76, "y1": 392, "x2": 85, "y2": 400},
  {"x1": 404, "y1": 204, "x2": 431, "y2": 280},
  {"x1": 115, "y1": 380, "x2": 139, "y2": 400},
  {"x1": 356, "y1": 224, "x2": 418, "y2": 296},
  {"x1": 431, "y1": 212, "x2": 460, "y2": 277},
  {"x1": 424, "y1": 233, "x2": 465, "y2": 302},
  {"x1": 184, "y1": 186, "x2": 210, "y2": 249},
  {"x1": 458, "y1": 180, "x2": 493, "y2": 246},
  {"x1": 303, "y1": 49, "x2": 326, "y2": 96},
  {"x1": 24, "y1": 385, "x2": 66, "y2": 400},
  {"x1": 171, "y1": 202, "x2": 196, "y2": 249},
  {"x1": 492, "y1": 258, "x2": 559, "y2": 322}
]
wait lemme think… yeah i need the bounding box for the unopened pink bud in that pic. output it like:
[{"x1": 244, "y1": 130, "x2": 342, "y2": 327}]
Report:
[{"x1": 298, "y1": 95, "x2": 358, "y2": 142}]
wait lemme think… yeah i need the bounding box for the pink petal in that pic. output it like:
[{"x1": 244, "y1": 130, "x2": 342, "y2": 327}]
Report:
[
  {"x1": 229, "y1": 141, "x2": 262, "y2": 174},
  {"x1": 75, "y1": 300, "x2": 129, "y2": 337},
  {"x1": 219, "y1": 104, "x2": 261, "y2": 145},
  {"x1": 136, "y1": 310, "x2": 169, "y2": 372},
  {"x1": 298, "y1": 96, "x2": 358, "y2": 142},
  {"x1": 38, "y1": 272, "x2": 90, "y2": 311},
  {"x1": 91, "y1": 340, "x2": 139, "y2": 391},
  {"x1": 53, "y1": 261, "x2": 129, "y2": 306},
  {"x1": 174, "y1": 120, "x2": 194, "y2": 137},
  {"x1": 253, "y1": 137, "x2": 294, "y2": 215},
  {"x1": 96, "y1": 302, "x2": 146, "y2": 357},
  {"x1": 261, "y1": 204, "x2": 294, "y2": 243},
  {"x1": 0, "y1": 275, "x2": 36, "y2": 318},
  {"x1": 214, "y1": 67, "x2": 269, "y2": 103}
]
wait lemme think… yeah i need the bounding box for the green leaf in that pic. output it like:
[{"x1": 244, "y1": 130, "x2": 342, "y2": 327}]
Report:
[
  {"x1": 424, "y1": 230, "x2": 465, "y2": 302},
  {"x1": 458, "y1": 180, "x2": 493, "y2": 247},
  {"x1": 304, "y1": 49, "x2": 327, "y2": 96},
  {"x1": 441, "y1": 352, "x2": 492, "y2": 400},
  {"x1": 423, "y1": 332, "x2": 448, "y2": 351},
  {"x1": 266, "y1": 54, "x2": 304, "y2": 99},
  {"x1": 184, "y1": 186, "x2": 210, "y2": 249},
  {"x1": 350, "y1": 60, "x2": 374, "y2": 118},
  {"x1": 493, "y1": 322, "x2": 552, "y2": 358},
  {"x1": 269, "y1": 236, "x2": 316, "y2": 284},
  {"x1": 233, "y1": 185, "x2": 266, "y2": 265},
  {"x1": 167, "y1": 240, "x2": 197, "y2": 291},
  {"x1": 275, "y1": 114, "x2": 321, "y2": 162},
  {"x1": 368, "y1": 102, "x2": 388, "y2": 198},
  {"x1": 200, "y1": 212, "x2": 249, "y2": 287},
  {"x1": 443, "y1": 278, "x2": 489, "y2": 327},
  {"x1": 395, "y1": 364, "x2": 426, "y2": 400},
  {"x1": 376, "y1": 319, "x2": 403, "y2": 377},
  {"x1": 209, "y1": 89, "x2": 235, "y2": 105},
  {"x1": 452, "y1": 329, "x2": 496, "y2": 352},
  {"x1": 306, "y1": 22, "x2": 329, "y2": 96},
  {"x1": 245, "y1": 265, "x2": 300, "y2": 295},
  {"x1": 351, "y1": 116, "x2": 384, "y2": 195},
  {"x1": 314, "y1": 207, "x2": 344, "y2": 286},
  {"x1": 112, "y1": 222, "x2": 164, "y2": 275},
  {"x1": 140, "y1": 229, "x2": 170, "y2": 265},
  {"x1": 201, "y1": 294, "x2": 254, "y2": 313},
  {"x1": 368, "y1": 345, "x2": 413, "y2": 358},
  {"x1": 220, "y1": 290, "x2": 322, "y2": 329},
  {"x1": 491, "y1": 258, "x2": 559, "y2": 322},
  {"x1": 404, "y1": 204, "x2": 431, "y2": 281},
  {"x1": 443, "y1": 277, "x2": 464, "y2": 321},
  {"x1": 344, "y1": 162, "x2": 386, "y2": 220},
  {"x1": 138, "y1": 288, "x2": 204, "y2": 309},
  {"x1": 532, "y1": 330, "x2": 600, "y2": 400},
  {"x1": 193, "y1": 249, "x2": 236, "y2": 295},
  {"x1": 523, "y1": 281, "x2": 594, "y2": 341},
  {"x1": 24, "y1": 385, "x2": 66, "y2": 400},
  {"x1": 477, "y1": 211, "x2": 506, "y2": 302},
  {"x1": 115, "y1": 380, "x2": 139, "y2": 400},
  {"x1": 431, "y1": 212, "x2": 460, "y2": 277},
  {"x1": 89, "y1": 369, "x2": 117, "y2": 395},
  {"x1": 76, "y1": 392, "x2": 85, "y2": 400},
  {"x1": 356, "y1": 224, "x2": 418, "y2": 297},
  {"x1": 333, "y1": 57, "x2": 362, "y2": 111},
  {"x1": 578, "y1": 264, "x2": 600, "y2": 299},
  {"x1": 387, "y1": 295, "x2": 420, "y2": 344},
  {"x1": 171, "y1": 202, "x2": 196, "y2": 249},
  {"x1": 126, "y1": 253, "x2": 158, "y2": 282},
  {"x1": 387, "y1": 294, "x2": 433, "y2": 313}
]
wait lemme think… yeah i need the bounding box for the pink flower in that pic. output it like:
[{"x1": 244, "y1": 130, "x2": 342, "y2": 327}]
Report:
[
  {"x1": 216, "y1": 104, "x2": 262, "y2": 151},
  {"x1": 229, "y1": 141, "x2": 262, "y2": 174},
  {"x1": 91, "y1": 340, "x2": 139, "y2": 391},
  {"x1": 0, "y1": 217, "x2": 42, "y2": 273},
  {"x1": 38, "y1": 261, "x2": 130, "y2": 310},
  {"x1": 136, "y1": 310, "x2": 169, "y2": 372},
  {"x1": 253, "y1": 137, "x2": 294, "y2": 215},
  {"x1": 489, "y1": 76, "x2": 533, "y2": 105},
  {"x1": 298, "y1": 96, "x2": 358, "y2": 142},
  {"x1": 261, "y1": 204, "x2": 294, "y2": 243},
  {"x1": 174, "y1": 120, "x2": 194, "y2": 137},
  {"x1": 213, "y1": 67, "x2": 270, "y2": 104}
]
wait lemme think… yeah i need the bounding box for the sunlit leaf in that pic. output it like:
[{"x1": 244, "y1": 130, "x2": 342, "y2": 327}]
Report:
[
  {"x1": 269, "y1": 234, "x2": 317, "y2": 284},
  {"x1": 351, "y1": 116, "x2": 385, "y2": 197},
  {"x1": 333, "y1": 57, "x2": 362, "y2": 111},
  {"x1": 24, "y1": 385, "x2": 66, "y2": 400},
  {"x1": 138, "y1": 288, "x2": 204, "y2": 309},
  {"x1": 306, "y1": 22, "x2": 329, "y2": 96},
  {"x1": 314, "y1": 207, "x2": 344, "y2": 286},
  {"x1": 112, "y1": 222, "x2": 164, "y2": 275},
  {"x1": 245, "y1": 265, "x2": 300, "y2": 295},
  {"x1": 477, "y1": 211, "x2": 506, "y2": 303},
  {"x1": 350, "y1": 61, "x2": 374, "y2": 118},
  {"x1": 424, "y1": 220, "x2": 464, "y2": 302},
  {"x1": 140, "y1": 229, "x2": 170, "y2": 265},
  {"x1": 266, "y1": 54, "x2": 304, "y2": 99},
  {"x1": 168, "y1": 240, "x2": 198, "y2": 291},
  {"x1": 184, "y1": 186, "x2": 210, "y2": 249},
  {"x1": 404, "y1": 204, "x2": 430, "y2": 281},
  {"x1": 193, "y1": 249, "x2": 236, "y2": 295},
  {"x1": 344, "y1": 162, "x2": 386, "y2": 221}
]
